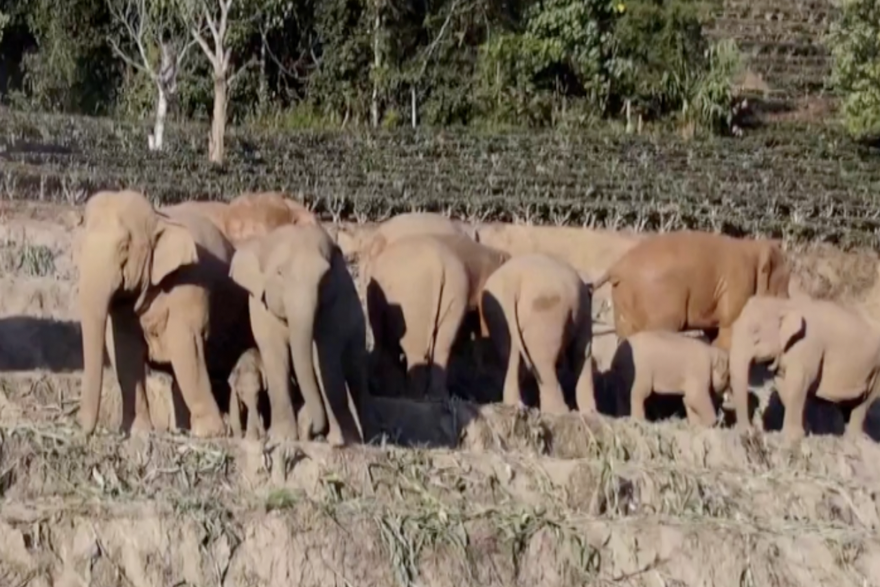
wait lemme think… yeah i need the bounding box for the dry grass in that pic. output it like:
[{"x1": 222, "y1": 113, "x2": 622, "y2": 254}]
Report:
[{"x1": 0, "y1": 204, "x2": 877, "y2": 586}]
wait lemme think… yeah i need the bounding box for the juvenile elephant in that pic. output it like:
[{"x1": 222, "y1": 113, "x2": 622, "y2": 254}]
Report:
[
  {"x1": 228, "y1": 347, "x2": 267, "y2": 440},
  {"x1": 479, "y1": 253, "x2": 595, "y2": 415},
  {"x1": 610, "y1": 330, "x2": 729, "y2": 427},
  {"x1": 230, "y1": 223, "x2": 366, "y2": 445},
  {"x1": 593, "y1": 231, "x2": 790, "y2": 350},
  {"x1": 367, "y1": 233, "x2": 509, "y2": 399},
  {"x1": 730, "y1": 295, "x2": 880, "y2": 443},
  {"x1": 165, "y1": 191, "x2": 317, "y2": 248},
  {"x1": 77, "y1": 189, "x2": 252, "y2": 437}
]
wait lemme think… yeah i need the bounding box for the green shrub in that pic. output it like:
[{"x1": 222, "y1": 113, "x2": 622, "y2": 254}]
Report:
[
  {"x1": 474, "y1": 0, "x2": 741, "y2": 133},
  {"x1": 828, "y1": 0, "x2": 880, "y2": 141}
]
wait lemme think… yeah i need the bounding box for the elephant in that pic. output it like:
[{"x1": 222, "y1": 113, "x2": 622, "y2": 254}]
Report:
[
  {"x1": 228, "y1": 347, "x2": 267, "y2": 440},
  {"x1": 729, "y1": 295, "x2": 880, "y2": 443},
  {"x1": 229, "y1": 223, "x2": 366, "y2": 445},
  {"x1": 77, "y1": 189, "x2": 253, "y2": 437},
  {"x1": 164, "y1": 191, "x2": 317, "y2": 248},
  {"x1": 478, "y1": 253, "x2": 595, "y2": 415},
  {"x1": 360, "y1": 212, "x2": 478, "y2": 290},
  {"x1": 367, "y1": 233, "x2": 510, "y2": 399},
  {"x1": 610, "y1": 330, "x2": 729, "y2": 427},
  {"x1": 592, "y1": 230, "x2": 790, "y2": 350}
]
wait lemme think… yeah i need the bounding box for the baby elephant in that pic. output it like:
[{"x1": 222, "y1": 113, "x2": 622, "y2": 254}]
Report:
[
  {"x1": 228, "y1": 347, "x2": 267, "y2": 440},
  {"x1": 610, "y1": 331, "x2": 729, "y2": 426},
  {"x1": 730, "y1": 295, "x2": 880, "y2": 443},
  {"x1": 479, "y1": 253, "x2": 595, "y2": 415}
]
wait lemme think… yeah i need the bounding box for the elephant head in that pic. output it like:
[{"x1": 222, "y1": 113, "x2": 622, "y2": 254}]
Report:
[
  {"x1": 228, "y1": 227, "x2": 332, "y2": 438},
  {"x1": 729, "y1": 297, "x2": 804, "y2": 428},
  {"x1": 78, "y1": 190, "x2": 199, "y2": 434},
  {"x1": 754, "y1": 240, "x2": 790, "y2": 298}
]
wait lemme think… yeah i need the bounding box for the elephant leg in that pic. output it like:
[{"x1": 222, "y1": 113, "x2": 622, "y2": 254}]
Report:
[
  {"x1": 777, "y1": 368, "x2": 808, "y2": 445},
  {"x1": 245, "y1": 394, "x2": 265, "y2": 440},
  {"x1": 106, "y1": 308, "x2": 151, "y2": 435},
  {"x1": 166, "y1": 320, "x2": 225, "y2": 438},
  {"x1": 342, "y1": 334, "x2": 370, "y2": 440},
  {"x1": 629, "y1": 374, "x2": 652, "y2": 421},
  {"x1": 683, "y1": 383, "x2": 717, "y2": 427},
  {"x1": 569, "y1": 321, "x2": 596, "y2": 415},
  {"x1": 249, "y1": 297, "x2": 298, "y2": 441},
  {"x1": 315, "y1": 336, "x2": 362, "y2": 446},
  {"x1": 502, "y1": 340, "x2": 524, "y2": 408},
  {"x1": 228, "y1": 388, "x2": 243, "y2": 438},
  {"x1": 712, "y1": 326, "x2": 733, "y2": 352},
  {"x1": 522, "y1": 325, "x2": 568, "y2": 415},
  {"x1": 845, "y1": 378, "x2": 880, "y2": 439}
]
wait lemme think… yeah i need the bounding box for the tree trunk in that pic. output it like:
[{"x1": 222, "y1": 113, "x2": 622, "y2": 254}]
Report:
[
  {"x1": 371, "y1": 9, "x2": 381, "y2": 128},
  {"x1": 209, "y1": 74, "x2": 228, "y2": 165},
  {"x1": 149, "y1": 86, "x2": 168, "y2": 151},
  {"x1": 411, "y1": 86, "x2": 417, "y2": 128}
]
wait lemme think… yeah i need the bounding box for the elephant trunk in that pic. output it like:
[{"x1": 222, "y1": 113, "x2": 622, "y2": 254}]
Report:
[
  {"x1": 729, "y1": 334, "x2": 753, "y2": 429},
  {"x1": 286, "y1": 283, "x2": 329, "y2": 438},
  {"x1": 78, "y1": 262, "x2": 115, "y2": 434}
]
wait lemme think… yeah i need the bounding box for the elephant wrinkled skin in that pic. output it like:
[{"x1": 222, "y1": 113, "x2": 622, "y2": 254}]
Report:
[
  {"x1": 479, "y1": 253, "x2": 595, "y2": 415},
  {"x1": 730, "y1": 295, "x2": 880, "y2": 443},
  {"x1": 367, "y1": 233, "x2": 509, "y2": 399},
  {"x1": 230, "y1": 223, "x2": 366, "y2": 445},
  {"x1": 593, "y1": 231, "x2": 790, "y2": 350},
  {"x1": 77, "y1": 189, "x2": 252, "y2": 438},
  {"x1": 610, "y1": 331, "x2": 729, "y2": 427}
]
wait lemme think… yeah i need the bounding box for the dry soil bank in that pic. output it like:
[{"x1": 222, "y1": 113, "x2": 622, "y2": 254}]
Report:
[{"x1": 0, "y1": 202, "x2": 878, "y2": 586}]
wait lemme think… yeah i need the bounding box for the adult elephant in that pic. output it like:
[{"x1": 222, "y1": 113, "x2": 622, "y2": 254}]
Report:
[
  {"x1": 164, "y1": 191, "x2": 318, "y2": 248},
  {"x1": 593, "y1": 230, "x2": 791, "y2": 350},
  {"x1": 77, "y1": 189, "x2": 252, "y2": 437},
  {"x1": 229, "y1": 223, "x2": 366, "y2": 445}
]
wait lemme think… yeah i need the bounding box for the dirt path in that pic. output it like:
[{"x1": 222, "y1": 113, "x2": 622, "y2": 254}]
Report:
[{"x1": 0, "y1": 201, "x2": 879, "y2": 587}]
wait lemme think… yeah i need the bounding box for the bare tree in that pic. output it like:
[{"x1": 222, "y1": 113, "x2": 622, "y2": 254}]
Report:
[
  {"x1": 107, "y1": 0, "x2": 195, "y2": 151},
  {"x1": 177, "y1": 0, "x2": 256, "y2": 165}
]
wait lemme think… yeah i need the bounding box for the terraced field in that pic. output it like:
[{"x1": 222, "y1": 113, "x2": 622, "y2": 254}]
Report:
[{"x1": 0, "y1": 201, "x2": 879, "y2": 586}]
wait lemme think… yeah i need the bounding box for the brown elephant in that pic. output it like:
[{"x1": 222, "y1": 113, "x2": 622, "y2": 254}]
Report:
[
  {"x1": 228, "y1": 347, "x2": 267, "y2": 440},
  {"x1": 77, "y1": 189, "x2": 252, "y2": 437},
  {"x1": 229, "y1": 223, "x2": 365, "y2": 445},
  {"x1": 165, "y1": 191, "x2": 317, "y2": 248},
  {"x1": 730, "y1": 295, "x2": 880, "y2": 443},
  {"x1": 479, "y1": 253, "x2": 595, "y2": 415},
  {"x1": 610, "y1": 330, "x2": 729, "y2": 427},
  {"x1": 367, "y1": 233, "x2": 509, "y2": 399},
  {"x1": 593, "y1": 230, "x2": 790, "y2": 350}
]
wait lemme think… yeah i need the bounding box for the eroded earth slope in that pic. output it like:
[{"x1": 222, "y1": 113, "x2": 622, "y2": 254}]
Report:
[{"x1": 0, "y1": 202, "x2": 879, "y2": 587}]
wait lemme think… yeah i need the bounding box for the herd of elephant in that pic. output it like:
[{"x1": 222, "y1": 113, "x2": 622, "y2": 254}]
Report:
[{"x1": 73, "y1": 188, "x2": 880, "y2": 448}]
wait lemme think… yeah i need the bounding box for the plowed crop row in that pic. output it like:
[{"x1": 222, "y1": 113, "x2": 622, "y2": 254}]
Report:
[
  {"x1": 2, "y1": 110, "x2": 880, "y2": 248},
  {"x1": 706, "y1": 0, "x2": 835, "y2": 95}
]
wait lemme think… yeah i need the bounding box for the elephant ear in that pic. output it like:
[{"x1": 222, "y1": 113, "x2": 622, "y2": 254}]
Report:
[
  {"x1": 229, "y1": 243, "x2": 265, "y2": 300},
  {"x1": 779, "y1": 308, "x2": 804, "y2": 348},
  {"x1": 151, "y1": 218, "x2": 198, "y2": 285}
]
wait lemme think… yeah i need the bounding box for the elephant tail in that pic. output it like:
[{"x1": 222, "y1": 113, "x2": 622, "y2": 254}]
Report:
[
  {"x1": 512, "y1": 290, "x2": 540, "y2": 386},
  {"x1": 427, "y1": 265, "x2": 452, "y2": 363}
]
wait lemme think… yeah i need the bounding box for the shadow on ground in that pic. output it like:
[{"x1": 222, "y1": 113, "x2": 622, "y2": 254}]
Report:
[{"x1": 0, "y1": 316, "x2": 90, "y2": 372}]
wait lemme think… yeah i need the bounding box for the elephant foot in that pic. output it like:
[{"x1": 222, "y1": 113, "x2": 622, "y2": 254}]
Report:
[
  {"x1": 190, "y1": 414, "x2": 227, "y2": 438},
  {"x1": 129, "y1": 415, "x2": 153, "y2": 437},
  {"x1": 269, "y1": 419, "x2": 300, "y2": 442},
  {"x1": 781, "y1": 425, "x2": 805, "y2": 449},
  {"x1": 326, "y1": 427, "x2": 346, "y2": 448}
]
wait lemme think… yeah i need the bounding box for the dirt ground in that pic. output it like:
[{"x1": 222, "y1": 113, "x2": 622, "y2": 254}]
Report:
[{"x1": 0, "y1": 201, "x2": 879, "y2": 587}]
